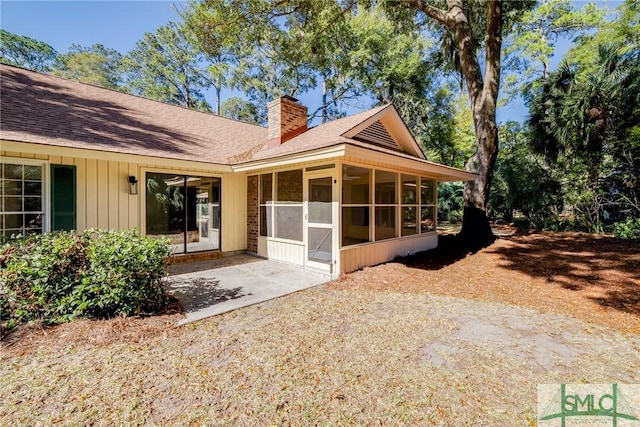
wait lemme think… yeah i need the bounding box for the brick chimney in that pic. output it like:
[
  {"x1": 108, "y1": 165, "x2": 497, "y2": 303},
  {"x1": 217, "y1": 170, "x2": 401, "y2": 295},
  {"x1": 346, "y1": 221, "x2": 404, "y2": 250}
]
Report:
[{"x1": 267, "y1": 95, "x2": 308, "y2": 147}]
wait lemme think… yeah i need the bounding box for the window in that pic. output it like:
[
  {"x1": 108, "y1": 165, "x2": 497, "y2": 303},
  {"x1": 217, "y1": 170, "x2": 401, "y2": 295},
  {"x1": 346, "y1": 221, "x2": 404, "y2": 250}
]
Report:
[
  {"x1": 259, "y1": 169, "x2": 303, "y2": 242},
  {"x1": 1, "y1": 161, "x2": 45, "y2": 240},
  {"x1": 146, "y1": 173, "x2": 221, "y2": 253},
  {"x1": 342, "y1": 165, "x2": 371, "y2": 246},
  {"x1": 420, "y1": 178, "x2": 436, "y2": 232},
  {"x1": 375, "y1": 170, "x2": 397, "y2": 241}
]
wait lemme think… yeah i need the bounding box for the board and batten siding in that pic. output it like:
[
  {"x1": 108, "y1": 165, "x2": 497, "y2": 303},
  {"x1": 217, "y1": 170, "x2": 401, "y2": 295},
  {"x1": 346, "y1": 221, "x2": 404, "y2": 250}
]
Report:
[
  {"x1": 340, "y1": 232, "x2": 437, "y2": 274},
  {"x1": 1, "y1": 145, "x2": 247, "y2": 252},
  {"x1": 257, "y1": 237, "x2": 305, "y2": 266}
]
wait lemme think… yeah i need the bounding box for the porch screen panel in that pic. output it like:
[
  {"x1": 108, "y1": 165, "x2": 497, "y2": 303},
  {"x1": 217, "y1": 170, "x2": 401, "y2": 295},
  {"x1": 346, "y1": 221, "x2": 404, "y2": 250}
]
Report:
[
  {"x1": 342, "y1": 165, "x2": 371, "y2": 246},
  {"x1": 259, "y1": 173, "x2": 273, "y2": 237},
  {"x1": 274, "y1": 170, "x2": 303, "y2": 242},
  {"x1": 420, "y1": 178, "x2": 436, "y2": 232},
  {"x1": 259, "y1": 170, "x2": 303, "y2": 242},
  {"x1": 374, "y1": 170, "x2": 397, "y2": 241},
  {"x1": 401, "y1": 175, "x2": 418, "y2": 236}
]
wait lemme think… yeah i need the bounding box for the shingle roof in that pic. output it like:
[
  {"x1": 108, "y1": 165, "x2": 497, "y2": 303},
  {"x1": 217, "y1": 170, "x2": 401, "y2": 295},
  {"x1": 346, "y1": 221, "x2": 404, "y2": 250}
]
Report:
[
  {"x1": 0, "y1": 65, "x2": 420, "y2": 166},
  {"x1": 249, "y1": 105, "x2": 391, "y2": 161},
  {"x1": 0, "y1": 64, "x2": 267, "y2": 164}
]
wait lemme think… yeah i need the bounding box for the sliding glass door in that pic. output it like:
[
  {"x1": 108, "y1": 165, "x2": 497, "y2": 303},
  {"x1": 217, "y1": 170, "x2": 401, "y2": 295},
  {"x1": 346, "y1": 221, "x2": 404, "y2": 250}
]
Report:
[{"x1": 145, "y1": 173, "x2": 220, "y2": 254}]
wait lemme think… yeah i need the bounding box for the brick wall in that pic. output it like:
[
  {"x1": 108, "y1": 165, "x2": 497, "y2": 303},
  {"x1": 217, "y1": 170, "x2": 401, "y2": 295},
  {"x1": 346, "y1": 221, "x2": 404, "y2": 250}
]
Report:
[
  {"x1": 267, "y1": 96, "x2": 307, "y2": 146},
  {"x1": 247, "y1": 175, "x2": 258, "y2": 253},
  {"x1": 276, "y1": 169, "x2": 303, "y2": 202}
]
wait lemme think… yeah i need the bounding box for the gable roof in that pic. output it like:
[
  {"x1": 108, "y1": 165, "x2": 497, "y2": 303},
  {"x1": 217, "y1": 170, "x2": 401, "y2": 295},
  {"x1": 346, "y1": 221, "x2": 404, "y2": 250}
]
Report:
[
  {"x1": 1, "y1": 65, "x2": 475, "y2": 182},
  {"x1": 249, "y1": 105, "x2": 388, "y2": 161},
  {"x1": 250, "y1": 103, "x2": 427, "y2": 161},
  {"x1": 0, "y1": 64, "x2": 266, "y2": 164}
]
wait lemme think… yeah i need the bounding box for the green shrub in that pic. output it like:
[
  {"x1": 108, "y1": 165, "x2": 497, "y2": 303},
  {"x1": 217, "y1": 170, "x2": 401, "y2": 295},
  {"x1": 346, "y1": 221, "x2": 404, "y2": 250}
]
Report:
[
  {"x1": 613, "y1": 217, "x2": 640, "y2": 240},
  {"x1": 438, "y1": 182, "x2": 464, "y2": 223},
  {"x1": 0, "y1": 229, "x2": 171, "y2": 326}
]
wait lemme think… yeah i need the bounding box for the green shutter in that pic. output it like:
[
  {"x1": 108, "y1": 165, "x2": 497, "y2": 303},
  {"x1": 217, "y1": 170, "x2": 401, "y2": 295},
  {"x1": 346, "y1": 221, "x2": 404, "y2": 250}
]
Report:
[{"x1": 51, "y1": 165, "x2": 76, "y2": 231}]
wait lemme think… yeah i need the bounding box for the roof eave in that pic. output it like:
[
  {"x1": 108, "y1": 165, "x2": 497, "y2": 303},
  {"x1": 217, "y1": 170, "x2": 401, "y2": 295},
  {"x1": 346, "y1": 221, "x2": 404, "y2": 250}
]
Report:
[
  {"x1": 0, "y1": 139, "x2": 234, "y2": 172},
  {"x1": 343, "y1": 144, "x2": 478, "y2": 181},
  {"x1": 231, "y1": 144, "x2": 347, "y2": 172}
]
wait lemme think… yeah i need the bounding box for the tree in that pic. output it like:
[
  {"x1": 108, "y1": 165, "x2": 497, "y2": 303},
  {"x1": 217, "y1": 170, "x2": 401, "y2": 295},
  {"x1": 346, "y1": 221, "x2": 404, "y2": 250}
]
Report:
[
  {"x1": 489, "y1": 121, "x2": 562, "y2": 227},
  {"x1": 425, "y1": 92, "x2": 476, "y2": 169},
  {"x1": 528, "y1": 43, "x2": 640, "y2": 230},
  {"x1": 567, "y1": 0, "x2": 639, "y2": 75},
  {"x1": 0, "y1": 30, "x2": 57, "y2": 71},
  {"x1": 122, "y1": 21, "x2": 212, "y2": 111},
  {"x1": 185, "y1": 0, "x2": 319, "y2": 121},
  {"x1": 179, "y1": 0, "x2": 242, "y2": 114},
  {"x1": 338, "y1": 6, "x2": 461, "y2": 161},
  {"x1": 220, "y1": 96, "x2": 261, "y2": 124},
  {"x1": 501, "y1": 0, "x2": 604, "y2": 103},
  {"x1": 52, "y1": 44, "x2": 124, "y2": 90},
  {"x1": 396, "y1": 0, "x2": 534, "y2": 248}
]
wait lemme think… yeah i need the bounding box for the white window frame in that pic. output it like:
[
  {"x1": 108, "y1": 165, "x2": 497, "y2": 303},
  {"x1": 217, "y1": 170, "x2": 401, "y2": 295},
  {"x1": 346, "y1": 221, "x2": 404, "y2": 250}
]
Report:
[{"x1": 0, "y1": 157, "x2": 50, "y2": 237}]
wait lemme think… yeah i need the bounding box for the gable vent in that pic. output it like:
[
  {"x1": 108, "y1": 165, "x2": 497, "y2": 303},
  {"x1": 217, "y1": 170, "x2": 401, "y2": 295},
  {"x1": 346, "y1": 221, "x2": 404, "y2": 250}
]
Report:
[{"x1": 352, "y1": 120, "x2": 398, "y2": 150}]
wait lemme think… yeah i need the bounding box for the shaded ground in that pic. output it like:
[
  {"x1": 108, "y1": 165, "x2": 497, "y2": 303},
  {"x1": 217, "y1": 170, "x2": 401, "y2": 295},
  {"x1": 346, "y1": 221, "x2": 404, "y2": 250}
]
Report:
[
  {"x1": 331, "y1": 231, "x2": 640, "y2": 334},
  {"x1": 1, "y1": 231, "x2": 639, "y2": 425}
]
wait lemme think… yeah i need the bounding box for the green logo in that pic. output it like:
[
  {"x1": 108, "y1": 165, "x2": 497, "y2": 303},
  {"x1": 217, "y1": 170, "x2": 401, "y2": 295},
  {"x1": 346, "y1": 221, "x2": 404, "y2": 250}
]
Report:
[{"x1": 538, "y1": 384, "x2": 639, "y2": 427}]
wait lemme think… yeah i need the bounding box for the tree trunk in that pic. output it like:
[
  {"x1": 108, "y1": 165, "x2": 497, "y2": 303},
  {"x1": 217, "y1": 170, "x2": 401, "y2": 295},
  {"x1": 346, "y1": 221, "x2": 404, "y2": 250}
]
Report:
[
  {"x1": 458, "y1": 111, "x2": 498, "y2": 249},
  {"x1": 405, "y1": 0, "x2": 503, "y2": 249},
  {"x1": 452, "y1": 0, "x2": 502, "y2": 249}
]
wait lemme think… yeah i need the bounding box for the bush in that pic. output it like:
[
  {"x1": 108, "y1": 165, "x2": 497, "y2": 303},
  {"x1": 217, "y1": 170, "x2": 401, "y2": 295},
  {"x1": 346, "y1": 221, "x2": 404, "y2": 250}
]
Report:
[
  {"x1": 0, "y1": 229, "x2": 171, "y2": 326},
  {"x1": 438, "y1": 182, "x2": 464, "y2": 223},
  {"x1": 613, "y1": 217, "x2": 640, "y2": 240}
]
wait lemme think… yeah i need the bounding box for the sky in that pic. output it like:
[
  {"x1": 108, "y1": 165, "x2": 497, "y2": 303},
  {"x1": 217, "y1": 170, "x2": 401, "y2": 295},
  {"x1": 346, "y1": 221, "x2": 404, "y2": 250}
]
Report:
[
  {"x1": 0, "y1": 1, "x2": 610, "y2": 124},
  {"x1": 1, "y1": 1, "x2": 182, "y2": 54}
]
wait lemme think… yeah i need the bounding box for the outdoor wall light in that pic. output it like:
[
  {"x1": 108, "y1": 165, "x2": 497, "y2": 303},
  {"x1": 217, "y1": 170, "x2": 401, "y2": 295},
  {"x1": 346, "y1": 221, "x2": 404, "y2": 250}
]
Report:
[{"x1": 128, "y1": 175, "x2": 139, "y2": 195}]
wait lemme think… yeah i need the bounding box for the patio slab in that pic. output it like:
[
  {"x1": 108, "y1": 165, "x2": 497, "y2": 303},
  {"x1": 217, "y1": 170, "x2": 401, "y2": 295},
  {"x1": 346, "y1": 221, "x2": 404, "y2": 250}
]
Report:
[{"x1": 165, "y1": 254, "x2": 330, "y2": 325}]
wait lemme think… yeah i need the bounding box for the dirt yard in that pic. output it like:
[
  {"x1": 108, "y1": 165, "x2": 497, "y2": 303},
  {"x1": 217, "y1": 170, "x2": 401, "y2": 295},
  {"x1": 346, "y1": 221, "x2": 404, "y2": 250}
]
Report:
[{"x1": 1, "y1": 231, "x2": 639, "y2": 425}]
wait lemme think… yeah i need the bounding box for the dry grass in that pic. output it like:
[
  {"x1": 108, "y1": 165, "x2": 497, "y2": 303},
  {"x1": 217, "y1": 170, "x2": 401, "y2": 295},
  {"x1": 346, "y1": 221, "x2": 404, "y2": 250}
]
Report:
[{"x1": 1, "y1": 231, "x2": 639, "y2": 426}]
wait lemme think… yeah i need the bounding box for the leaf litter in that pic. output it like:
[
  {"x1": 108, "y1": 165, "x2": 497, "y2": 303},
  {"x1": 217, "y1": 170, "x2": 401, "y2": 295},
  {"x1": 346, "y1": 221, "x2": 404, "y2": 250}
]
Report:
[{"x1": 1, "y1": 231, "x2": 639, "y2": 425}]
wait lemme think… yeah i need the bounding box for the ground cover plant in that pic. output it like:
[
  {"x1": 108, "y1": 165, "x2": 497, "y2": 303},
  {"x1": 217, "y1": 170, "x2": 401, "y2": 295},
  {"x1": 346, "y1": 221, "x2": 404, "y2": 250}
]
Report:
[
  {"x1": 0, "y1": 229, "x2": 171, "y2": 329},
  {"x1": 1, "y1": 230, "x2": 639, "y2": 425}
]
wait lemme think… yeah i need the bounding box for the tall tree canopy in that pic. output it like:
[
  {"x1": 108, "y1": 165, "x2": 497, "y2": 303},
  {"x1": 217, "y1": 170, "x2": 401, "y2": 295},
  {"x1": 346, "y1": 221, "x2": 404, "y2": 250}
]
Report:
[
  {"x1": 0, "y1": 30, "x2": 58, "y2": 72},
  {"x1": 501, "y1": 0, "x2": 604, "y2": 103},
  {"x1": 52, "y1": 44, "x2": 124, "y2": 90},
  {"x1": 528, "y1": 40, "x2": 640, "y2": 229},
  {"x1": 122, "y1": 21, "x2": 213, "y2": 111}
]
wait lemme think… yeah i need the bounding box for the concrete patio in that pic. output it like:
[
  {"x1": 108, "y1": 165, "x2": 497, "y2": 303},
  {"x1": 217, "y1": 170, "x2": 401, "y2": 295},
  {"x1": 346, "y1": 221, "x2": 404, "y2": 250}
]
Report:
[{"x1": 165, "y1": 254, "x2": 331, "y2": 325}]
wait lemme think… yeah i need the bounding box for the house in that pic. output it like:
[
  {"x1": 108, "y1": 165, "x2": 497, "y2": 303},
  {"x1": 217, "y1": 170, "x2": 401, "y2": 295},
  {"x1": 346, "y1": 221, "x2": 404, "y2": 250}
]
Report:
[{"x1": 0, "y1": 64, "x2": 476, "y2": 277}]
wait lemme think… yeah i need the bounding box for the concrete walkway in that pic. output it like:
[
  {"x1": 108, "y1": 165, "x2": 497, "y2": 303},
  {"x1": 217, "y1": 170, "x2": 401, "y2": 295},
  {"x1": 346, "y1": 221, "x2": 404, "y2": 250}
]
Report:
[{"x1": 164, "y1": 254, "x2": 330, "y2": 325}]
